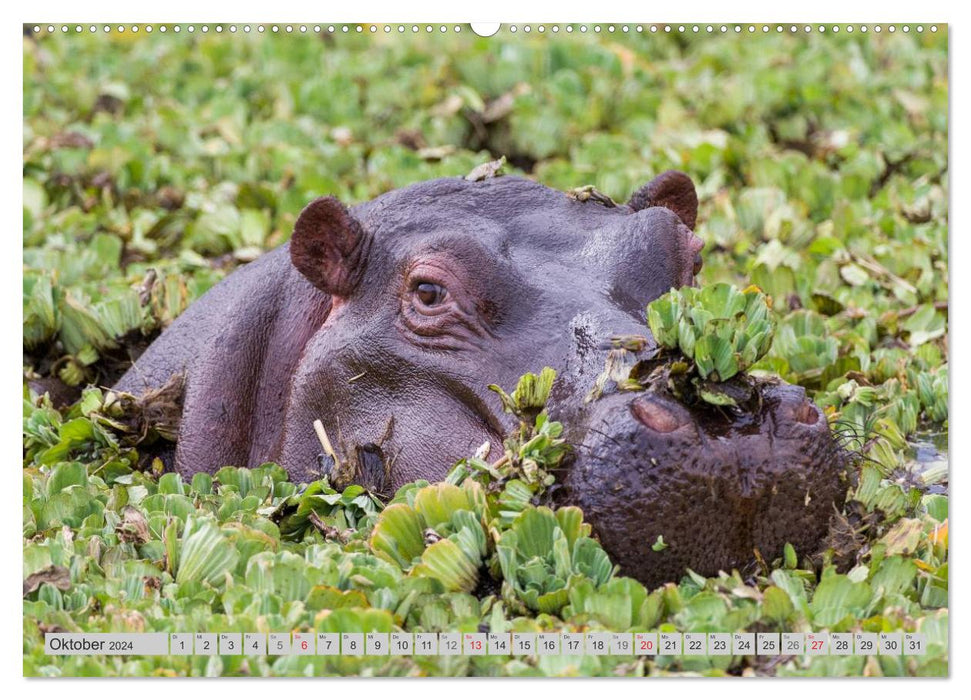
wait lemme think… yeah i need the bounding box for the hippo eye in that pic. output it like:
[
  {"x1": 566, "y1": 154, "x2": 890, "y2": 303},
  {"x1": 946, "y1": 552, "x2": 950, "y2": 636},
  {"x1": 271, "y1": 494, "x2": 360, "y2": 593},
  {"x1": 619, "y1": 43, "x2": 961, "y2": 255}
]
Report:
[{"x1": 414, "y1": 281, "x2": 447, "y2": 307}]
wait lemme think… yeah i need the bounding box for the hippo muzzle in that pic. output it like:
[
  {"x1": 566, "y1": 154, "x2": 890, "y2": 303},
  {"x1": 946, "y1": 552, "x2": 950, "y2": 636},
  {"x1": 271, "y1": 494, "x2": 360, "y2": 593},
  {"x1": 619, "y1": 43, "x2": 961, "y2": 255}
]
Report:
[{"x1": 560, "y1": 382, "x2": 847, "y2": 587}]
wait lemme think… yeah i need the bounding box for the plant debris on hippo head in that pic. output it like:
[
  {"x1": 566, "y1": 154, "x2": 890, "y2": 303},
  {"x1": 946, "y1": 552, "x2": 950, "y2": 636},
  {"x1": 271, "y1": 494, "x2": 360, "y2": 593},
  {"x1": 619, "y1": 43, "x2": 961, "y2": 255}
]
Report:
[{"x1": 115, "y1": 170, "x2": 846, "y2": 586}]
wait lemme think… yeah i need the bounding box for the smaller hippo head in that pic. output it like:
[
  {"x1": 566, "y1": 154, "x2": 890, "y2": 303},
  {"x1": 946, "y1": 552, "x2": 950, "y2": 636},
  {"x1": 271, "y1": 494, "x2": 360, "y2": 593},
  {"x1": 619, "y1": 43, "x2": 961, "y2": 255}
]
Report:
[{"x1": 281, "y1": 172, "x2": 704, "y2": 490}]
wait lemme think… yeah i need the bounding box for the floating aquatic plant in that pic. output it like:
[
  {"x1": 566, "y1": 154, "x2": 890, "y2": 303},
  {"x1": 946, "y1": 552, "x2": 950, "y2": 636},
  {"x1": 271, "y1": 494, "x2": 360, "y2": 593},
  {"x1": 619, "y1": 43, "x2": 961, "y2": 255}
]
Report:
[
  {"x1": 647, "y1": 283, "x2": 774, "y2": 383},
  {"x1": 495, "y1": 506, "x2": 614, "y2": 615}
]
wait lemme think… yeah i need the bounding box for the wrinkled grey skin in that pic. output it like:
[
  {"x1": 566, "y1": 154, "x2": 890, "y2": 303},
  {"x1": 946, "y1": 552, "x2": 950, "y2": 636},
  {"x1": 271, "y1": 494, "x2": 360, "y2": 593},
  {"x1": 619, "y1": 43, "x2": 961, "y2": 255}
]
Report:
[{"x1": 117, "y1": 173, "x2": 844, "y2": 586}]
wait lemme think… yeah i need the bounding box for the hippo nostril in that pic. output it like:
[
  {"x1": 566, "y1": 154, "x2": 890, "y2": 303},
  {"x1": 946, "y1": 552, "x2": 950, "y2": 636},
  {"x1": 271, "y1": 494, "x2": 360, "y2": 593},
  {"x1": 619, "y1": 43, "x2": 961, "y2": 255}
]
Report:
[{"x1": 631, "y1": 396, "x2": 690, "y2": 433}]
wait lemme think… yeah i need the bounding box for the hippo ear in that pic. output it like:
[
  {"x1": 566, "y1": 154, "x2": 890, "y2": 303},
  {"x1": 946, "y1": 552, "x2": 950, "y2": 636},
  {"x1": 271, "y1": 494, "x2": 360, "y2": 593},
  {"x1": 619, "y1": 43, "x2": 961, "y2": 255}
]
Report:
[
  {"x1": 290, "y1": 196, "x2": 369, "y2": 296},
  {"x1": 628, "y1": 170, "x2": 699, "y2": 230}
]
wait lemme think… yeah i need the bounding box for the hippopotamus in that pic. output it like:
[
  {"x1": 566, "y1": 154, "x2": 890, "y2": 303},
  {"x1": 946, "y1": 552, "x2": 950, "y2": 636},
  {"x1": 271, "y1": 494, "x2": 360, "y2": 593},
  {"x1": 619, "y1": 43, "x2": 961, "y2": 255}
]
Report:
[{"x1": 116, "y1": 171, "x2": 846, "y2": 586}]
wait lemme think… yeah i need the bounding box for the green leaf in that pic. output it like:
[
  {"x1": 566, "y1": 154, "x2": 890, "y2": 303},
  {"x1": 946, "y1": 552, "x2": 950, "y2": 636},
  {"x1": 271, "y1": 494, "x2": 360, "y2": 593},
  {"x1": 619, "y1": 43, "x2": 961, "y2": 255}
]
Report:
[
  {"x1": 175, "y1": 516, "x2": 239, "y2": 587},
  {"x1": 809, "y1": 574, "x2": 872, "y2": 626},
  {"x1": 411, "y1": 538, "x2": 479, "y2": 592}
]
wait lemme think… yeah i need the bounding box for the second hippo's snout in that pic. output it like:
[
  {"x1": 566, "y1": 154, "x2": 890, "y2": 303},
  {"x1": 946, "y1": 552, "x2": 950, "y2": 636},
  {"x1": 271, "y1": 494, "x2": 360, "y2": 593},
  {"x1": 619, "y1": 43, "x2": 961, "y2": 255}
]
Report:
[{"x1": 559, "y1": 382, "x2": 847, "y2": 587}]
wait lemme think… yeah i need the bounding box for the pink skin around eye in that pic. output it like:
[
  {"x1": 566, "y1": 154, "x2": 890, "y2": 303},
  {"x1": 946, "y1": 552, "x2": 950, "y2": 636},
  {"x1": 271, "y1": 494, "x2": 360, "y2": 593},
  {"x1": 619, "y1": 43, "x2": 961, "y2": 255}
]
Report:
[
  {"x1": 403, "y1": 259, "x2": 467, "y2": 313},
  {"x1": 398, "y1": 258, "x2": 495, "y2": 349}
]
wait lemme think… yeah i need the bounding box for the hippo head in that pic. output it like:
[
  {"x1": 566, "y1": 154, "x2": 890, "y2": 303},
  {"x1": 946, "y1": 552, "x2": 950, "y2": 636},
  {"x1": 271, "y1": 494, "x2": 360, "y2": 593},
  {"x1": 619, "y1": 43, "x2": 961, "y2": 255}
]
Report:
[{"x1": 282, "y1": 172, "x2": 845, "y2": 585}]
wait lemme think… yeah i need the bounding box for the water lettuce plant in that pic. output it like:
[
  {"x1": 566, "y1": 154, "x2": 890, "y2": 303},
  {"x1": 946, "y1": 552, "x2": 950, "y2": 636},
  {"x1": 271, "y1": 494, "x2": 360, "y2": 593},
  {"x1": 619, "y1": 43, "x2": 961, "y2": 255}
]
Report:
[{"x1": 647, "y1": 283, "x2": 774, "y2": 383}]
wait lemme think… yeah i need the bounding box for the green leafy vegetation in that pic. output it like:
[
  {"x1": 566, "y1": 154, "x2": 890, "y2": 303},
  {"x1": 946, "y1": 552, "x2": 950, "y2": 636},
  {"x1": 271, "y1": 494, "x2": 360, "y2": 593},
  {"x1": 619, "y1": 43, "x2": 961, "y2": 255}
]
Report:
[
  {"x1": 23, "y1": 26, "x2": 946, "y2": 677},
  {"x1": 646, "y1": 283, "x2": 774, "y2": 404}
]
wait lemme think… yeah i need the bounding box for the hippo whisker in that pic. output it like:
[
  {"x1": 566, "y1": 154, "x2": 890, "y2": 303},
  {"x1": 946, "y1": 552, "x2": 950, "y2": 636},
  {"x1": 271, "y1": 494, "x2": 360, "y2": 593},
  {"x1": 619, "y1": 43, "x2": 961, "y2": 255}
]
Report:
[{"x1": 575, "y1": 424, "x2": 627, "y2": 451}]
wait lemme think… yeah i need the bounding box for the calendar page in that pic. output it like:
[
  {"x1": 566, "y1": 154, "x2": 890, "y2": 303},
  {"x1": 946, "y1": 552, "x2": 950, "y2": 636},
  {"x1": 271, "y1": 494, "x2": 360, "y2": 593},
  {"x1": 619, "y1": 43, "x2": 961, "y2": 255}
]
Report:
[{"x1": 22, "y1": 17, "x2": 949, "y2": 679}]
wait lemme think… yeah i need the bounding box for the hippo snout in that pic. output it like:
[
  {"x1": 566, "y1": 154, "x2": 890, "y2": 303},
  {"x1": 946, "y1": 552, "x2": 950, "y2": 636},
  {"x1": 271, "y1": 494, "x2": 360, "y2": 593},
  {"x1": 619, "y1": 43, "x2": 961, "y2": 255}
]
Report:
[{"x1": 559, "y1": 383, "x2": 847, "y2": 587}]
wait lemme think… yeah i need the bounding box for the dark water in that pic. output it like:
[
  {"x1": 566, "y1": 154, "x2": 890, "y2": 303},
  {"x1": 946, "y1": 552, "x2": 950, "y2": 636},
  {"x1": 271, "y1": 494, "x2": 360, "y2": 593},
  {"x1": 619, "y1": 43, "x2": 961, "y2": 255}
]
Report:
[{"x1": 906, "y1": 429, "x2": 948, "y2": 494}]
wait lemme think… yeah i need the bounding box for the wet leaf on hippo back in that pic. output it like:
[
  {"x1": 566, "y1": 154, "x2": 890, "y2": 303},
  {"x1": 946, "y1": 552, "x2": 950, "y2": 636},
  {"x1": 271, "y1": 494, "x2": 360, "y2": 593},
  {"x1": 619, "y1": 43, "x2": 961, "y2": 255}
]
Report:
[{"x1": 586, "y1": 346, "x2": 641, "y2": 402}]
